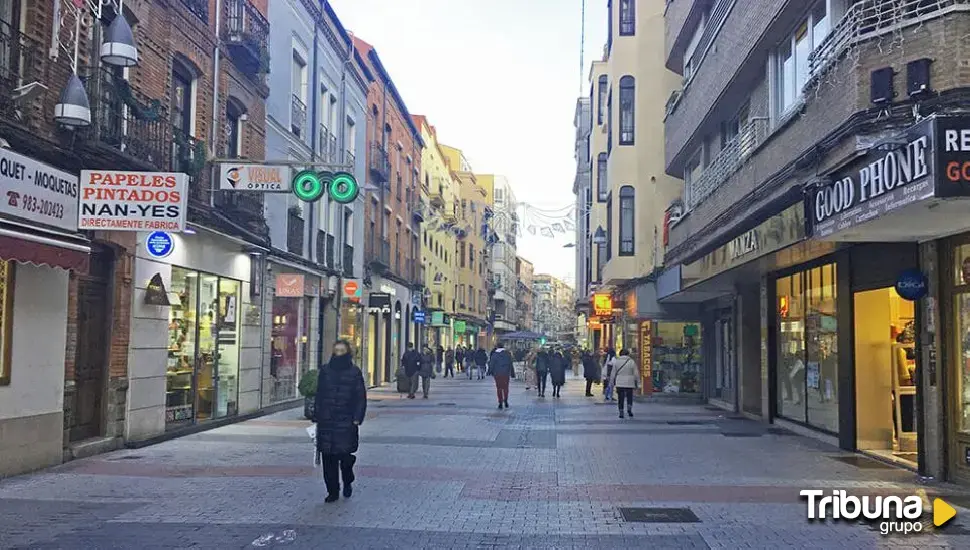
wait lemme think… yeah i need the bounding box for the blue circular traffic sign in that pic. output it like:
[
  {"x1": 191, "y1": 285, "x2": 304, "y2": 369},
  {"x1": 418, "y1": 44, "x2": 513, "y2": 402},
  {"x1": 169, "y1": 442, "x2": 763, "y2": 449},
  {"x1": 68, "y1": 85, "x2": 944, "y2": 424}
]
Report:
[
  {"x1": 895, "y1": 268, "x2": 928, "y2": 301},
  {"x1": 146, "y1": 231, "x2": 174, "y2": 258}
]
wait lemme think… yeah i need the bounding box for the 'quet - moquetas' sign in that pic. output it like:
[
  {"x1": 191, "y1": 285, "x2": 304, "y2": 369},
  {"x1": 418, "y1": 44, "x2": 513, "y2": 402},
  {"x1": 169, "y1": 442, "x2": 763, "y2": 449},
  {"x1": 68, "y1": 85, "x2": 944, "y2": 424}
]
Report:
[{"x1": 78, "y1": 171, "x2": 189, "y2": 232}]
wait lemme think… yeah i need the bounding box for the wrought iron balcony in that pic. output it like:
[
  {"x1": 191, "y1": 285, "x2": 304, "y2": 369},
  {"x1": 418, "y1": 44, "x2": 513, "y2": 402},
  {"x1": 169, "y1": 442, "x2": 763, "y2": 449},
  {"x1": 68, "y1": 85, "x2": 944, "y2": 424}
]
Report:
[
  {"x1": 326, "y1": 233, "x2": 335, "y2": 268},
  {"x1": 367, "y1": 237, "x2": 391, "y2": 269},
  {"x1": 0, "y1": 19, "x2": 53, "y2": 132},
  {"x1": 411, "y1": 197, "x2": 426, "y2": 223},
  {"x1": 343, "y1": 244, "x2": 354, "y2": 277},
  {"x1": 180, "y1": 0, "x2": 209, "y2": 23},
  {"x1": 368, "y1": 142, "x2": 390, "y2": 183},
  {"x1": 291, "y1": 94, "x2": 306, "y2": 138},
  {"x1": 810, "y1": 0, "x2": 960, "y2": 81},
  {"x1": 319, "y1": 125, "x2": 338, "y2": 163},
  {"x1": 222, "y1": 0, "x2": 269, "y2": 75},
  {"x1": 345, "y1": 150, "x2": 355, "y2": 169},
  {"x1": 214, "y1": 188, "x2": 265, "y2": 233},
  {"x1": 171, "y1": 130, "x2": 207, "y2": 202},
  {"x1": 685, "y1": 117, "x2": 768, "y2": 211},
  {"x1": 85, "y1": 66, "x2": 168, "y2": 170},
  {"x1": 287, "y1": 208, "x2": 305, "y2": 255}
]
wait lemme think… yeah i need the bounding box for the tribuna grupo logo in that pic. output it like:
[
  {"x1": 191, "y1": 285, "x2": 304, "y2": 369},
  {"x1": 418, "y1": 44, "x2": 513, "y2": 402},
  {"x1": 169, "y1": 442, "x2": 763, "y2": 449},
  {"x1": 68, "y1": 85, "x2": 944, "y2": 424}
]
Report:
[{"x1": 800, "y1": 490, "x2": 957, "y2": 535}]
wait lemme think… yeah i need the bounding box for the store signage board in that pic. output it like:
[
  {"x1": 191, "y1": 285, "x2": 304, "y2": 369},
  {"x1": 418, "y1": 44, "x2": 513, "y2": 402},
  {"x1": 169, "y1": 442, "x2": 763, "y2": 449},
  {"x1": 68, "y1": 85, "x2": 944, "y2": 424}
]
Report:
[
  {"x1": 343, "y1": 279, "x2": 362, "y2": 301},
  {"x1": 895, "y1": 268, "x2": 929, "y2": 301},
  {"x1": 431, "y1": 311, "x2": 444, "y2": 326},
  {"x1": 144, "y1": 272, "x2": 171, "y2": 306},
  {"x1": 219, "y1": 164, "x2": 291, "y2": 192},
  {"x1": 593, "y1": 293, "x2": 612, "y2": 317},
  {"x1": 145, "y1": 231, "x2": 174, "y2": 258},
  {"x1": 691, "y1": 203, "x2": 805, "y2": 285},
  {"x1": 275, "y1": 274, "x2": 304, "y2": 297},
  {"x1": 413, "y1": 310, "x2": 426, "y2": 324},
  {"x1": 0, "y1": 148, "x2": 79, "y2": 232},
  {"x1": 454, "y1": 320, "x2": 467, "y2": 334},
  {"x1": 78, "y1": 171, "x2": 189, "y2": 232},
  {"x1": 809, "y1": 116, "x2": 970, "y2": 238},
  {"x1": 368, "y1": 292, "x2": 391, "y2": 309}
]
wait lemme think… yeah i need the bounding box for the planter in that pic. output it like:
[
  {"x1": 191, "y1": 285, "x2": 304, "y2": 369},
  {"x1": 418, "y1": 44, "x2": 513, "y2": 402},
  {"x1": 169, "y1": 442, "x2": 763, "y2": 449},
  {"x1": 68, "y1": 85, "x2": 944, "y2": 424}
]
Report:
[{"x1": 303, "y1": 397, "x2": 315, "y2": 420}]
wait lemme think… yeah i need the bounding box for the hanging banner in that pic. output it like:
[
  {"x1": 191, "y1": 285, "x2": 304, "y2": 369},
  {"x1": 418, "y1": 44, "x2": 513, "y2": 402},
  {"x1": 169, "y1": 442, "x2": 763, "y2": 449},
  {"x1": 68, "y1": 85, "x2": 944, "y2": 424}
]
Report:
[{"x1": 78, "y1": 171, "x2": 189, "y2": 232}]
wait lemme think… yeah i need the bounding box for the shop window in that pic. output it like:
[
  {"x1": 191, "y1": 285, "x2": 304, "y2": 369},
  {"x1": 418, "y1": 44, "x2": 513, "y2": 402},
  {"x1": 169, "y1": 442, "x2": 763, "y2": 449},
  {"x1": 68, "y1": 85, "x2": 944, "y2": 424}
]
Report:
[
  {"x1": 271, "y1": 288, "x2": 309, "y2": 403},
  {"x1": 775, "y1": 263, "x2": 838, "y2": 431},
  {"x1": 953, "y1": 243, "x2": 970, "y2": 432},
  {"x1": 0, "y1": 261, "x2": 13, "y2": 386},
  {"x1": 651, "y1": 322, "x2": 703, "y2": 393},
  {"x1": 168, "y1": 267, "x2": 199, "y2": 424}
]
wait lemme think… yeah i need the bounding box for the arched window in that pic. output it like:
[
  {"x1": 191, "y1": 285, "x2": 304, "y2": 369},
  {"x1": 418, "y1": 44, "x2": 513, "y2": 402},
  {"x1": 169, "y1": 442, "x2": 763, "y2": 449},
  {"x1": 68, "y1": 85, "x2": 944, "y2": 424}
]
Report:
[
  {"x1": 619, "y1": 76, "x2": 635, "y2": 145},
  {"x1": 597, "y1": 153, "x2": 608, "y2": 202},
  {"x1": 226, "y1": 96, "x2": 247, "y2": 158},
  {"x1": 619, "y1": 186, "x2": 635, "y2": 256},
  {"x1": 597, "y1": 75, "x2": 608, "y2": 125}
]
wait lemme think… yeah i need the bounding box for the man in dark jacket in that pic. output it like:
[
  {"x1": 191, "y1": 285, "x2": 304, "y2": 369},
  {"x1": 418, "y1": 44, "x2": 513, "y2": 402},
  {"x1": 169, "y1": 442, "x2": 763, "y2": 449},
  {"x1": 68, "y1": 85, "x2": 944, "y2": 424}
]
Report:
[
  {"x1": 401, "y1": 343, "x2": 422, "y2": 399},
  {"x1": 582, "y1": 349, "x2": 600, "y2": 397},
  {"x1": 456, "y1": 346, "x2": 465, "y2": 374},
  {"x1": 435, "y1": 345, "x2": 444, "y2": 374},
  {"x1": 474, "y1": 348, "x2": 489, "y2": 380},
  {"x1": 313, "y1": 339, "x2": 367, "y2": 503},
  {"x1": 535, "y1": 349, "x2": 550, "y2": 397},
  {"x1": 444, "y1": 347, "x2": 455, "y2": 378},
  {"x1": 549, "y1": 349, "x2": 567, "y2": 398},
  {"x1": 488, "y1": 343, "x2": 515, "y2": 409}
]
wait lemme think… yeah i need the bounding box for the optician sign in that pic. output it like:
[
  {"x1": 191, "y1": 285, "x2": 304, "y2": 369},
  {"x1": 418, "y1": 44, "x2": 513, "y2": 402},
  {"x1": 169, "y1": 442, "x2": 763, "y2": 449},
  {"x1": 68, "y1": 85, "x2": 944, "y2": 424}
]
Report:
[
  {"x1": 219, "y1": 164, "x2": 290, "y2": 192},
  {"x1": 809, "y1": 116, "x2": 970, "y2": 238},
  {"x1": 78, "y1": 171, "x2": 189, "y2": 232},
  {"x1": 0, "y1": 148, "x2": 79, "y2": 232}
]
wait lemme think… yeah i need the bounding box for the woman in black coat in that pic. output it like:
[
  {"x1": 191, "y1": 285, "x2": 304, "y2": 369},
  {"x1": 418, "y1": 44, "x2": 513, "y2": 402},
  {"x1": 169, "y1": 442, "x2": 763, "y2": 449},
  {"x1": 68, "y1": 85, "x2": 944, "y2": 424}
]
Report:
[
  {"x1": 313, "y1": 339, "x2": 367, "y2": 503},
  {"x1": 582, "y1": 350, "x2": 600, "y2": 397},
  {"x1": 549, "y1": 350, "x2": 567, "y2": 398},
  {"x1": 535, "y1": 350, "x2": 550, "y2": 397}
]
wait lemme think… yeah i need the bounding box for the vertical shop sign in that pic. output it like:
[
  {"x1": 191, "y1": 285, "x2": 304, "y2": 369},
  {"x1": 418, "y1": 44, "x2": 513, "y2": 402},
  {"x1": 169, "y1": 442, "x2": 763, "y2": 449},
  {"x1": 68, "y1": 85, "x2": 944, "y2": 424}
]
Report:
[{"x1": 639, "y1": 320, "x2": 653, "y2": 395}]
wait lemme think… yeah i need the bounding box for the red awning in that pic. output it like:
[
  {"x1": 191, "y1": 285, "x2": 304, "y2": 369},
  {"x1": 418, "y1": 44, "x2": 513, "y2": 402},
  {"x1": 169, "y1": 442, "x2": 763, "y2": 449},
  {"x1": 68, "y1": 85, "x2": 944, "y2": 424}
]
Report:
[{"x1": 0, "y1": 229, "x2": 90, "y2": 272}]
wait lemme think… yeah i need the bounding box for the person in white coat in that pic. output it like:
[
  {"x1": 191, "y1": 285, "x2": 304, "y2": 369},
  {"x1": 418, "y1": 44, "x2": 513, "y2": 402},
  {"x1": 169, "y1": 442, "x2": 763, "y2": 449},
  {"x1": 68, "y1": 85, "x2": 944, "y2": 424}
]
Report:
[{"x1": 609, "y1": 349, "x2": 640, "y2": 419}]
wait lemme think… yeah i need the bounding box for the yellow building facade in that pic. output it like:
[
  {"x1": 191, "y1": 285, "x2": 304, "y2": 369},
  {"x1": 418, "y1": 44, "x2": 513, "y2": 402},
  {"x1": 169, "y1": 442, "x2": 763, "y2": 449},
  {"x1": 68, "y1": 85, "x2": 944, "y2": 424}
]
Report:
[
  {"x1": 413, "y1": 116, "x2": 458, "y2": 349},
  {"x1": 440, "y1": 144, "x2": 489, "y2": 349}
]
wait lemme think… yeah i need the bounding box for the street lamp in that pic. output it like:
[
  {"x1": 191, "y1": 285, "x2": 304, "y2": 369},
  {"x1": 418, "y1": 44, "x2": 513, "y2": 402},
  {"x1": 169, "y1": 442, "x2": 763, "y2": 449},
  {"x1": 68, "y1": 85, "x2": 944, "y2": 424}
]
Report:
[
  {"x1": 54, "y1": 0, "x2": 140, "y2": 128},
  {"x1": 592, "y1": 226, "x2": 606, "y2": 245}
]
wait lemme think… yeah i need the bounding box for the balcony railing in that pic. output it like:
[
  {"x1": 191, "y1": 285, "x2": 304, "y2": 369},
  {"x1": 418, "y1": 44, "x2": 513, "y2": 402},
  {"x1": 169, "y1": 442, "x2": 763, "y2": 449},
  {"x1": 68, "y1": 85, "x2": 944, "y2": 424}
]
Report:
[
  {"x1": 319, "y1": 125, "x2": 338, "y2": 162},
  {"x1": 326, "y1": 233, "x2": 335, "y2": 268},
  {"x1": 685, "y1": 117, "x2": 768, "y2": 211},
  {"x1": 681, "y1": 0, "x2": 731, "y2": 87},
  {"x1": 0, "y1": 19, "x2": 61, "y2": 132},
  {"x1": 809, "y1": 0, "x2": 967, "y2": 80},
  {"x1": 86, "y1": 66, "x2": 168, "y2": 169},
  {"x1": 291, "y1": 95, "x2": 306, "y2": 137},
  {"x1": 345, "y1": 150, "x2": 355, "y2": 169},
  {"x1": 367, "y1": 237, "x2": 391, "y2": 268},
  {"x1": 180, "y1": 0, "x2": 209, "y2": 23},
  {"x1": 223, "y1": 0, "x2": 269, "y2": 75},
  {"x1": 411, "y1": 197, "x2": 425, "y2": 222},
  {"x1": 315, "y1": 230, "x2": 327, "y2": 266},
  {"x1": 343, "y1": 244, "x2": 354, "y2": 277},
  {"x1": 369, "y1": 143, "x2": 390, "y2": 183}
]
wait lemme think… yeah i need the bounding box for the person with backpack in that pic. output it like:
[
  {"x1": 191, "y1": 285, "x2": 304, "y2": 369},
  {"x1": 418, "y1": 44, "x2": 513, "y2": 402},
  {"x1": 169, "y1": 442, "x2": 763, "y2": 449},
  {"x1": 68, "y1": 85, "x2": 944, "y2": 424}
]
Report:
[
  {"x1": 474, "y1": 347, "x2": 489, "y2": 380},
  {"x1": 609, "y1": 349, "x2": 640, "y2": 419}
]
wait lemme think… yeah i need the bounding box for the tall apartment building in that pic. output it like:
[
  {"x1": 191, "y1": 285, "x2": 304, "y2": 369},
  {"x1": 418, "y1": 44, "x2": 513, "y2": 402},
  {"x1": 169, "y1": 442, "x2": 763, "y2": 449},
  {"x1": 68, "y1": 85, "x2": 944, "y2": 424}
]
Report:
[
  {"x1": 355, "y1": 37, "x2": 425, "y2": 387},
  {"x1": 516, "y1": 256, "x2": 535, "y2": 332},
  {"x1": 533, "y1": 274, "x2": 575, "y2": 342},
  {"x1": 661, "y1": 0, "x2": 970, "y2": 484},
  {"x1": 413, "y1": 115, "x2": 458, "y2": 349},
  {"x1": 440, "y1": 145, "x2": 490, "y2": 349},
  {"x1": 580, "y1": 0, "x2": 685, "y2": 356},
  {"x1": 485, "y1": 175, "x2": 519, "y2": 336},
  {"x1": 263, "y1": 0, "x2": 368, "y2": 406}
]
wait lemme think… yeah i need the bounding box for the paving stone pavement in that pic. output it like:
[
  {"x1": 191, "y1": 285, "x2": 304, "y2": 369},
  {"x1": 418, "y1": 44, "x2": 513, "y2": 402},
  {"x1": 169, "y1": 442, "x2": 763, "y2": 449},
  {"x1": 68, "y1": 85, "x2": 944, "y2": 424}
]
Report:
[{"x1": 3, "y1": 373, "x2": 970, "y2": 549}]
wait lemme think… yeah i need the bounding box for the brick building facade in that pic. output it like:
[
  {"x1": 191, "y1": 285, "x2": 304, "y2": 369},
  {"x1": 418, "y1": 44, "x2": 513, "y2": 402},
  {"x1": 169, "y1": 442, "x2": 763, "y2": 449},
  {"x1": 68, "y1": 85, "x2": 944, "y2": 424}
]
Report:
[{"x1": 660, "y1": 0, "x2": 970, "y2": 486}]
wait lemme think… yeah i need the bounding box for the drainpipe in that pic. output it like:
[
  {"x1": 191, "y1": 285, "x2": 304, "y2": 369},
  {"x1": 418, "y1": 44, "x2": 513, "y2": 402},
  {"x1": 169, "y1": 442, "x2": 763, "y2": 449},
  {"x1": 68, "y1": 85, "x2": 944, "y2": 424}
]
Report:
[
  {"x1": 210, "y1": 0, "x2": 222, "y2": 209},
  {"x1": 334, "y1": 24, "x2": 353, "y2": 344},
  {"x1": 309, "y1": 12, "x2": 322, "y2": 364}
]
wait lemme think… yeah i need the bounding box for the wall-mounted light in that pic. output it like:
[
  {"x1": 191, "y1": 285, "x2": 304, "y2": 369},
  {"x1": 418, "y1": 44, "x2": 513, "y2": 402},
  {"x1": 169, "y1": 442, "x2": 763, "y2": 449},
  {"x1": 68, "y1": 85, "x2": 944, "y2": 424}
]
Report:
[
  {"x1": 394, "y1": 310, "x2": 402, "y2": 320},
  {"x1": 54, "y1": 0, "x2": 139, "y2": 128},
  {"x1": 592, "y1": 226, "x2": 607, "y2": 245}
]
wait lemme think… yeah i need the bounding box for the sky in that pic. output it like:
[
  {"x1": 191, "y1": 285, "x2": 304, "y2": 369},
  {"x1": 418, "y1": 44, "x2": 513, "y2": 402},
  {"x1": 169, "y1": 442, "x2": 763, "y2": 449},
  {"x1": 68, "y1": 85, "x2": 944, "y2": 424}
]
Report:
[{"x1": 328, "y1": 0, "x2": 607, "y2": 287}]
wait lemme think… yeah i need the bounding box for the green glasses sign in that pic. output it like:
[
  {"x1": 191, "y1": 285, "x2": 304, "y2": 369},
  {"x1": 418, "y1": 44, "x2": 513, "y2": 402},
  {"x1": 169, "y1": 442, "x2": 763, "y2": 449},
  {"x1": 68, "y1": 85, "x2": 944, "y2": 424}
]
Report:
[{"x1": 292, "y1": 171, "x2": 359, "y2": 204}]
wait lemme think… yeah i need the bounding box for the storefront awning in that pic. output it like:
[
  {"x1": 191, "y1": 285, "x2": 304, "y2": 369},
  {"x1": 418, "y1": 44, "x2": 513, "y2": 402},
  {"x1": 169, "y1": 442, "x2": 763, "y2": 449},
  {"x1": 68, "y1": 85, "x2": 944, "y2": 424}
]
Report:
[{"x1": 0, "y1": 226, "x2": 90, "y2": 272}]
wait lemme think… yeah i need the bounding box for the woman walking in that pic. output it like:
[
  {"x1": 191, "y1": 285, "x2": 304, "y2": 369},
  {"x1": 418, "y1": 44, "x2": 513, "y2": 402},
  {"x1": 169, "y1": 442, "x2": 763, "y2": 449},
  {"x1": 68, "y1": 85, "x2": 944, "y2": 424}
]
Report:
[
  {"x1": 474, "y1": 347, "x2": 489, "y2": 380},
  {"x1": 444, "y1": 347, "x2": 455, "y2": 378},
  {"x1": 419, "y1": 346, "x2": 435, "y2": 398},
  {"x1": 610, "y1": 349, "x2": 640, "y2": 419},
  {"x1": 488, "y1": 342, "x2": 515, "y2": 409},
  {"x1": 523, "y1": 347, "x2": 538, "y2": 392},
  {"x1": 535, "y1": 348, "x2": 550, "y2": 397},
  {"x1": 313, "y1": 339, "x2": 367, "y2": 503},
  {"x1": 602, "y1": 348, "x2": 617, "y2": 402},
  {"x1": 582, "y1": 349, "x2": 600, "y2": 397},
  {"x1": 549, "y1": 349, "x2": 567, "y2": 398}
]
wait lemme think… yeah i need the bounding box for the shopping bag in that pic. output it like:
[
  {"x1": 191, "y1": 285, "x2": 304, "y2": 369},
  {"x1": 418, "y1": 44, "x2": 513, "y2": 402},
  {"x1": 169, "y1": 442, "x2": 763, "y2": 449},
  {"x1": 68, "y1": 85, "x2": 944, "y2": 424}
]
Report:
[{"x1": 306, "y1": 425, "x2": 320, "y2": 467}]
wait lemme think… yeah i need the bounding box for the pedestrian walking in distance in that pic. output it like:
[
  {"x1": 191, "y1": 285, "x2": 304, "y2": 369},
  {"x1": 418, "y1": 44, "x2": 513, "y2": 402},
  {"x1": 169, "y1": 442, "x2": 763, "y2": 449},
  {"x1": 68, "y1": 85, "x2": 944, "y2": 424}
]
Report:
[
  {"x1": 535, "y1": 348, "x2": 550, "y2": 397},
  {"x1": 549, "y1": 349, "x2": 567, "y2": 398},
  {"x1": 474, "y1": 347, "x2": 489, "y2": 380},
  {"x1": 313, "y1": 339, "x2": 367, "y2": 503},
  {"x1": 602, "y1": 348, "x2": 617, "y2": 402},
  {"x1": 582, "y1": 348, "x2": 600, "y2": 396},
  {"x1": 610, "y1": 349, "x2": 640, "y2": 419},
  {"x1": 523, "y1": 347, "x2": 538, "y2": 391},
  {"x1": 456, "y1": 346, "x2": 465, "y2": 374},
  {"x1": 435, "y1": 345, "x2": 444, "y2": 375},
  {"x1": 419, "y1": 346, "x2": 435, "y2": 399},
  {"x1": 401, "y1": 342, "x2": 422, "y2": 399},
  {"x1": 444, "y1": 347, "x2": 455, "y2": 378},
  {"x1": 488, "y1": 342, "x2": 515, "y2": 409}
]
